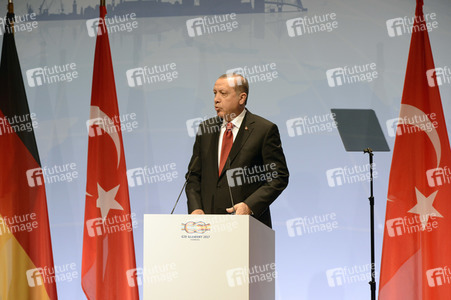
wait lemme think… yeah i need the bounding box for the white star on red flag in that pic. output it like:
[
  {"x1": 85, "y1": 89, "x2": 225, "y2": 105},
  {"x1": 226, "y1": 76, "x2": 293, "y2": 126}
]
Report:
[{"x1": 96, "y1": 183, "x2": 124, "y2": 220}]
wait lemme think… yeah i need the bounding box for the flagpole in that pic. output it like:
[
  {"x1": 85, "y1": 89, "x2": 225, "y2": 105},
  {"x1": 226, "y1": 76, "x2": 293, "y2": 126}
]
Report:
[
  {"x1": 364, "y1": 148, "x2": 376, "y2": 300},
  {"x1": 8, "y1": 0, "x2": 13, "y2": 13},
  {"x1": 7, "y1": 0, "x2": 14, "y2": 35}
]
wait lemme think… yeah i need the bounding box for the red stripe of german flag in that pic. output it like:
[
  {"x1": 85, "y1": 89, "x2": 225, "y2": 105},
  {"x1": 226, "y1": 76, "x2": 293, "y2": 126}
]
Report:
[{"x1": 0, "y1": 9, "x2": 57, "y2": 300}]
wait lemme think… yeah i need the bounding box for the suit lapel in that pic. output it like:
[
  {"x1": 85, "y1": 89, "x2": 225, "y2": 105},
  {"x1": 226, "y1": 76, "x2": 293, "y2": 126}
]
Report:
[{"x1": 209, "y1": 118, "x2": 221, "y2": 178}]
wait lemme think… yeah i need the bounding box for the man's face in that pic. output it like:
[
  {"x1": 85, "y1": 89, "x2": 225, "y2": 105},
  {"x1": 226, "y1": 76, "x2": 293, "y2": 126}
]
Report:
[{"x1": 213, "y1": 77, "x2": 246, "y2": 121}]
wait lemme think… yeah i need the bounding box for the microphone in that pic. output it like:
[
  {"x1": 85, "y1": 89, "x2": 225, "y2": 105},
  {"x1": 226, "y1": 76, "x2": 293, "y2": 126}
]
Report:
[
  {"x1": 225, "y1": 158, "x2": 236, "y2": 215},
  {"x1": 170, "y1": 156, "x2": 199, "y2": 214}
]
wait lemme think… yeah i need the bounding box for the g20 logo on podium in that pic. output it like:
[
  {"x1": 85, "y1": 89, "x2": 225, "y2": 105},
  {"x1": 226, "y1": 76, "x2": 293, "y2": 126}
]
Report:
[
  {"x1": 181, "y1": 221, "x2": 211, "y2": 234},
  {"x1": 181, "y1": 221, "x2": 211, "y2": 240}
]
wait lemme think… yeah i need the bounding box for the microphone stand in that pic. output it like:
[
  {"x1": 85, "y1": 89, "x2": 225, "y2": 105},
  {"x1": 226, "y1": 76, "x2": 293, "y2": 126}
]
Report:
[
  {"x1": 171, "y1": 156, "x2": 198, "y2": 214},
  {"x1": 170, "y1": 178, "x2": 190, "y2": 214},
  {"x1": 364, "y1": 148, "x2": 376, "y2": 300},
  {"x1": 226, "y1": 158, "x2": 236, "y2": 215}
]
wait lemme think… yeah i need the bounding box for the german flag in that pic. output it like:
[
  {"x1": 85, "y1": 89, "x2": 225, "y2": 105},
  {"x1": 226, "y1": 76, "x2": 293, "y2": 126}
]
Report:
[{"x1": 0, "y1": 2, "x2": 58, "y2": 299}]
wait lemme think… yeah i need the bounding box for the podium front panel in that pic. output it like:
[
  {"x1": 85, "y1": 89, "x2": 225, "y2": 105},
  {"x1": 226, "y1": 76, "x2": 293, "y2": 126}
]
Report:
[{"x1": 143, "y1": 214, "x2": 274, "y2": 300}]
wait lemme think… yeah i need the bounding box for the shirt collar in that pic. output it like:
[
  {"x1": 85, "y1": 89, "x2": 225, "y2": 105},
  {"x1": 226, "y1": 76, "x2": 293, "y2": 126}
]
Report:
[{"x1": 222, "y1": 109, "x2": 247, "y2": 129}]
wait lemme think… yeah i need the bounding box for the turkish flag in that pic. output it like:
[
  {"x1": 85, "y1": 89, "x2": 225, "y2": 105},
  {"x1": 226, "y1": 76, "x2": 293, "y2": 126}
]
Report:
[
  {"x1": 81, "y1": 5, "x2": 139, "y2": 300},
  {"x1": 379, "y1": 0, "x2": 451, "y2": 299}
]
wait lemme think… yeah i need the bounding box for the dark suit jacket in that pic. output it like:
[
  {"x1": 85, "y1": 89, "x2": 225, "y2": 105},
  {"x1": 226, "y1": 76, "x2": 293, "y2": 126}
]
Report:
[{"x1": 185, "y1": 110, "x2": 289, "y2": 228}]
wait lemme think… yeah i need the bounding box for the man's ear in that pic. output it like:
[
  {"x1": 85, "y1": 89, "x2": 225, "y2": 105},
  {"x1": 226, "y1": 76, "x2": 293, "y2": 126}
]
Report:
[{"x1": 239, "y1": 93, "x2": 247, "y2": 105}]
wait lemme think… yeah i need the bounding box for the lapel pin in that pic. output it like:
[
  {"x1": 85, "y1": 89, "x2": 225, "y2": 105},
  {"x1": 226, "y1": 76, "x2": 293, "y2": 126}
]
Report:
[{"x1": 245, "y1": 126, "x2": 248, "y2": 130}]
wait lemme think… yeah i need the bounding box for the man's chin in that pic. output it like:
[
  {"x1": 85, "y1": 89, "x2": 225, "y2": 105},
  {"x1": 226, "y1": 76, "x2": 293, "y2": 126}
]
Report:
[{"x1": 217, "y1": 112, "x2": 235, "y2": 122}]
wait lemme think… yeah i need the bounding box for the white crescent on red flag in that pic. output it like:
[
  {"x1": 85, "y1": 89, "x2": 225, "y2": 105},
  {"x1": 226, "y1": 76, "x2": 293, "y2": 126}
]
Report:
[{"x1": 379, "y1": 0, "x2": 451, "y2": 299}]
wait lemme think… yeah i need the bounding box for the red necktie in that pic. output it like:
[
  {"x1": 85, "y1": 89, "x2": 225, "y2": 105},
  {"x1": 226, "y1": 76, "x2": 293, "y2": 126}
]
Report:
[{"x1": 219, "y1": 122, "x2": 233, "y2": 175}]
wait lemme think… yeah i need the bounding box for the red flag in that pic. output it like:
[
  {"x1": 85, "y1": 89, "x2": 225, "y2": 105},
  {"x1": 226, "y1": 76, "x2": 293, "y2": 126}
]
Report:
[
  {"x1": 0, "y1": 3, "x2": 58, "y2": 299},
  {"x1": 81, "y1": 5, "x2": 139, "y2": 300},
  {"x1": 379, "y1": 0, "x2": 451, "y2": 299}
]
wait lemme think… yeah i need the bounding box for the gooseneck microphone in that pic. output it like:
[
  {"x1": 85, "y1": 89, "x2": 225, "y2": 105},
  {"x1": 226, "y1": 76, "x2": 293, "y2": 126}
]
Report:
[
  {"x1": 225, "y1": 158, "x2": 236, "y2": 215},
  {"x1": 170, "y1": 156, "x2": 199, "y2": 214}
]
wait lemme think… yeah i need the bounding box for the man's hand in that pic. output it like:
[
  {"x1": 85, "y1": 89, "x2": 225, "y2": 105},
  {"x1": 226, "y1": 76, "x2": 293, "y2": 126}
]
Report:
[
  {"x1": 191, "y1": 209, "x2": 205, "y2": 215},
  {"x1": 226, "y1": 202, "x2": 252, "y2": 215}
]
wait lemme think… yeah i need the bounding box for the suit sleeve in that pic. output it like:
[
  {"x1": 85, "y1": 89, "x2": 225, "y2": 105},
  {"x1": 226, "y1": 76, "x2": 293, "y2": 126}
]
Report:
[
  {"x1": 185, "y1": 127, "x2": 203, "y2": 213},
  {"x1": 243, "y1": 124, "x2": 289, "y2": 217}
]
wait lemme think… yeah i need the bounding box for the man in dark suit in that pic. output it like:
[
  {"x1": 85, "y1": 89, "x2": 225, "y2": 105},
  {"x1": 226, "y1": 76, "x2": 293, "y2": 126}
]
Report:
[{"x1": 185, "y1": 73, "x2": 289, "y2": 227}]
